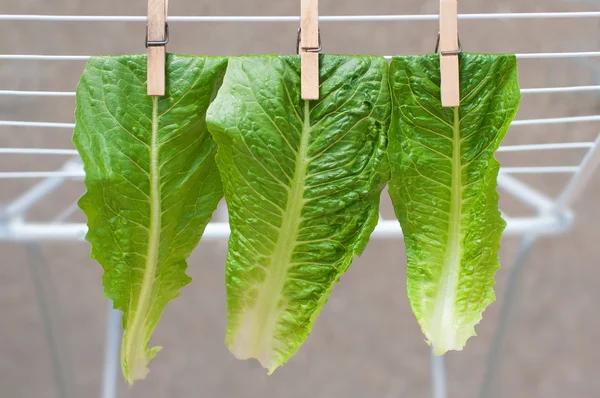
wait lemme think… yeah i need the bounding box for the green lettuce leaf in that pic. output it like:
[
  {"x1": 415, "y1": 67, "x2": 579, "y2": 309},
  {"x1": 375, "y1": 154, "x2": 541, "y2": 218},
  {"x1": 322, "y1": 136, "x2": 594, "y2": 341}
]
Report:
[
  {"x1": 206, "y1": 55, "x2": 390, "y2": 373},
  {"x1": 388, "y1": 54, "x2": 521, "y2": 355},
  {"x1": 73, "y1": 54, "x2": 227, "y2": 383}
]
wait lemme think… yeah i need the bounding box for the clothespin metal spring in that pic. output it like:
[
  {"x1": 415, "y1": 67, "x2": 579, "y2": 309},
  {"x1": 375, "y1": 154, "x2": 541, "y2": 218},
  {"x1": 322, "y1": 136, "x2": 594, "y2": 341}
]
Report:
[
  {"x1": 146, "y1": 23, "x2": 169, "y2": 48},
  {"x1": 296, "y1": 28, "x2": 322, "y2": 54},
  {"x1": 435, "y1": 32, "x2": 462, "y2": 56}
]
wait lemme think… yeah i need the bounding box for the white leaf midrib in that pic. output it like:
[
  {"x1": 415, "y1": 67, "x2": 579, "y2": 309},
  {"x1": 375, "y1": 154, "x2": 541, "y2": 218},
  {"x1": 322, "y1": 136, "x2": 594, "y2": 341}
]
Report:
[
  {"x1": 430, "y1": 107, "x2": 463, "y2": 354},
  {"x1": 123, "y1": 96, "x2": 162, "y2": 376},
  {"x1": 231, "y1": 100, "x2": 311, "y2": 371}
]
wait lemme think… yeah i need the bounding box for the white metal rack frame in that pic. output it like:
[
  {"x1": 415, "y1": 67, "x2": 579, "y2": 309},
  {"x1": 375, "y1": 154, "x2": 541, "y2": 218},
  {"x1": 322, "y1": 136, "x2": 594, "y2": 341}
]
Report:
[{"x1": 1, "y1": 11, "x2": 600, "y2": 398}]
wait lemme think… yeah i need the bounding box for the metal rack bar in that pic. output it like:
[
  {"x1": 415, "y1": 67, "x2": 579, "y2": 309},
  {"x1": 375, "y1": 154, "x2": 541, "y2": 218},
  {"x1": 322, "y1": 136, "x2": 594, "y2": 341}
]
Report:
[
  {"x1": 0, "y1": 142, "x2": 593, "y2": 156},
  {"x1": 101, "y1": 304, "x2": 121, "y2": 398},
  {"x1": 2, "y1": 52, "x2": 600, "y2": 60},
  {"x1": 497, "y1": 174, "x2": 556, "y2": 212},
  {"x1": 430, "y1": 349, "x2": 447, "y2": 398},
  {"x1": 0, "y1": 121, "x2": 76, "y2": 128},
  {"x1": 521, "y1": 86, "x2": 600, "y2": 94},
  {"x1": 500, "y1": 166, "x2": 579, "y2": 173},
  {"x1": 556, "y1": 134, "x2": 600, "y2": 209},
  {"x1": 497, "y1": 142, "x2": 595, "y2": 152},
  {"x1": 4, "y1": 159, "x2": 81, "y2": 217},
  {"x1": 0, "y1": 166, "x2": 580, "y2": 179},
  {"x1": 0, "y1": 90, "x2": 75, "y2": 97},
  {"x1": 3, "y1": 86, "x2": 600, "y2": 97},
  {"x1": 0, "y1": 148, "x2": 79, "y2": 155},
  {"x1": 511, "y1": 115, "x2": 600, "y2": 125},
  {"x1": 0, "y1": 171, "x2": 84, "y2": 179},
  {"x1": 3, "y1": 115, "x2": 599, "y2": 130},
  {"x1": 0, "y1": 215, "x2": 570, "y2": 241},
  {"x1": 52, "y1": 200, "x2": 81, "y2": 223},
  {"x1": 0, "y1": 55, "x2": 91, "y2": 60},
  {"x1": 2, "y1": 12, "x2": 600, "y2": 22}
]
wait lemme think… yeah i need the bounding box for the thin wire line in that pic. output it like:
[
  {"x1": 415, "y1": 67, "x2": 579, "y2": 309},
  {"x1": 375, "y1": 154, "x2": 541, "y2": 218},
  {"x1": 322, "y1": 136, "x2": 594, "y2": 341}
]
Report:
[
  {"x1": 2, "y1": 52, "x2": 600, "y2": 61},
  {"x1": 2, "y1": 86, "x2": 599, "y2": 97},
  {"x1": 4, "y1": 159, "x2": 81, "y2": 217},
  {"x1": 514, "y1": 52, "x2": 600, "y2": 59},
  {"x1": 0, "y1": 55, "x2": 91, "y2": 60},
  {"x1": 1, "y1": 12, "x2": 600, "y2": 22},
  {"x1": 3, "y1": 115, "x2": 599, "y2": 129},
  {"x1": 0, "y1": 148, "x2": 79, "y2": 155},
  {"x1": 0, "y1": 90, "x2": 75, "y2": 97},
  {"x1": 556, "y1": 134, "x2": 600, "y2": 209},
  {"x1": 500, "y1": 166, "x2": 579, "y2": 174},
  {"x1": 0, "y1": 171, "x2": 84, "y2": 179},
  {"x1": 406, "y1": 53, "x2": 600, "y2": 60},
  {"x1": 0, "y1": 121, "x2": 75, "y2": 128},
  {"x1": 1, "y1": 142, "x2": 593, "y2": 155},
  {"x1": 0, "y1": 166, "x2": 579, "y2": 179},
  {"x1": 520, "y1": 86, "x2": 600, "y2": 94},
  {"x1": 52, "y1": 200, "x2": 81, "y2": 223},
  {"x1": 511, "y1": 115, "x2": 600, "y2": 126},
  {"x1": 497, "y1": 142, "x2": 595, "y2": 152}
]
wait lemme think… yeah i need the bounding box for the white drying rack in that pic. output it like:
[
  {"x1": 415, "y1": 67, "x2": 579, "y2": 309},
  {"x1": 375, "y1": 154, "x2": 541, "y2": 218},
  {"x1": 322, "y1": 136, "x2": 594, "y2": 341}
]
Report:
[{"x1": 1, "y1": 11, "x2": 600, "y2": 398}]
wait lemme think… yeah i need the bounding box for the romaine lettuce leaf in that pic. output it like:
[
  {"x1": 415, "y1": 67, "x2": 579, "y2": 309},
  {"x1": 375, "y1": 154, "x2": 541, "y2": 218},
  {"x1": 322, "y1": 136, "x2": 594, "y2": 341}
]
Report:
[
  {"x1": 74, "y1": 54, "x2": 227, "y2": 383},
  {"x1": 388, "y1": 54, "x2": 521, "y2": 355},
  {"x1": 206, "y1": 55, "x2": 390, "y2": 373}
]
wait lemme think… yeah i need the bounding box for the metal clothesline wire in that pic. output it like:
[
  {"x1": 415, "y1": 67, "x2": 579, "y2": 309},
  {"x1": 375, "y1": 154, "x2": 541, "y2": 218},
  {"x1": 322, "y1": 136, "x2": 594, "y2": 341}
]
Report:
[
  {"x1": 2, "y1": 52, "x2": 600, "y2": 60},
  {"x1": 0, "y1": 90, "x2": 76, "y2": 97},
  {"x1": 0, "y1": 142, "x2": 594, "y2": 156},
  {"x1": 3, "y1": 114, "x2": 600, "y2": 129},
  {"x1": 3, "y1": 85, "x2": 600, "y2": 97},
  {"x1": 0, "y1": 166, "x2": 582, "y2": 179},
  {"x1": 2, "y1": 12, "x2": 600, "y2": 22}
]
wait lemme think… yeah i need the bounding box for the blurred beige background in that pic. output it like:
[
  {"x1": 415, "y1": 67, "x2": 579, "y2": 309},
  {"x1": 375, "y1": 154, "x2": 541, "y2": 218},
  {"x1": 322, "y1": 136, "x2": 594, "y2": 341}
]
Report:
[{"x1": 1, "y1": 0, "x2": 600, "y2": 397}]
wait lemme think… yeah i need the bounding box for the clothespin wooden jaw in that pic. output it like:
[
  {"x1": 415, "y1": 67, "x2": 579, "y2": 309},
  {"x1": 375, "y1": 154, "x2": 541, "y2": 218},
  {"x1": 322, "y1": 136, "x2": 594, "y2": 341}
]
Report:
[
  {"x1": 438, "y1": 0, "x2": 460, "y2": 108},
  {"x1": 147, "y1": 0, "x2": 169, "y2": 96},
  {"x1": 299, "y1": 0, "x2": 320, "y2": 100}
]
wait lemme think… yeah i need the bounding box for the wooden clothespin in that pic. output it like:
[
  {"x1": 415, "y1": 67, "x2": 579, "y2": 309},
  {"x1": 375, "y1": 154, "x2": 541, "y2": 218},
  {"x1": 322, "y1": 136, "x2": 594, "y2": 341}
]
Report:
[
  {"x1": 438, "y1": 0, "x2": 460, "y2": 107},
  {"x1": 147, "y1": 0, "x2": 169, "y2": 96},
  {"x1": 300, "y1": 0, "x2": 320, "y2": 100}
]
